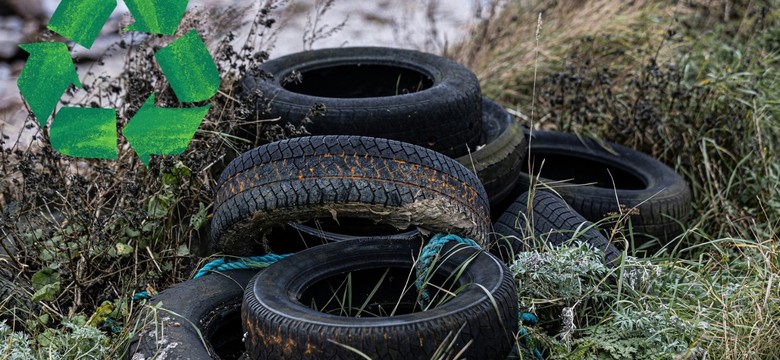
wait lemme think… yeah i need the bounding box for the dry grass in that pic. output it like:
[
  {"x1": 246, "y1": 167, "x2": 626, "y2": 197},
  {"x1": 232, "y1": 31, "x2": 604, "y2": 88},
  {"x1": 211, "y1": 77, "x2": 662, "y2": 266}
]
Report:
[
  {"x1": 457, "y1": 0, "x2": 779, "y2": 358},
  {"x1": 449, "y1": 0, "x2": 745, "y2": 106}
]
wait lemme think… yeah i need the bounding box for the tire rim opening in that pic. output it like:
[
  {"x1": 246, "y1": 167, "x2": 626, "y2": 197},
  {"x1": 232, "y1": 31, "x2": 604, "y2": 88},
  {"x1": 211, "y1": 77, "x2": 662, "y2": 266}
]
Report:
[
  {"x1": 299, "y1": 266, "x2": 459, "y2": 317},
  {"x1": 264, "y1": 225, "x2": 332, "y2": 254},
  {"x1": 204, "y1": 303, "x2": 245, "y2": 360},
  {"x1": 265, "y1": 219, "x2": 415, "y2": 254},
  {"x1": 523, "y1": 152, "x2": 646, "y2": 190},
  {"x1": 300, "y1": 218, "x2": 408, "y2": 237},
  {"x1": 282, "y1": 64, "x2": 434, "y2": 98}
]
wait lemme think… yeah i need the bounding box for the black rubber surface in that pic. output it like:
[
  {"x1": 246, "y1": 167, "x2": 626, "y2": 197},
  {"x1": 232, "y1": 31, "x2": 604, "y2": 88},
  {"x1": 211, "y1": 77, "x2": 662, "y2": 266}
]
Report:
[
  {"x1": 455, "y1": 98, "x2": 527, "y2": 213},
  {"x1": 212, "y1": 135, "x2": 492, "y2": 256},
  {"x1": 241, "y1": 47, "x2": 483, "y2": 157},
  {"x1": 125, "y1": 270, "x2": 259, "y2": 360},
  {"x1": 493, "y1": 190, "x2": 622, "y2": 266},
  {"x1": 517, "y1": 130, "x2": 691, "y2": 245},
  {"x1": 242, "y1": 237, "x2": 518, "y2": 360}
]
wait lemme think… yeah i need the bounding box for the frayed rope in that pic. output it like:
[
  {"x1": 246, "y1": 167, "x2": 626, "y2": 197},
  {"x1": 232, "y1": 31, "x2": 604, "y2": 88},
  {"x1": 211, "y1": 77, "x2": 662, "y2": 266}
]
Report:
[{"x1": 133, "y1": 253, "x2": 291, "y2": 300}]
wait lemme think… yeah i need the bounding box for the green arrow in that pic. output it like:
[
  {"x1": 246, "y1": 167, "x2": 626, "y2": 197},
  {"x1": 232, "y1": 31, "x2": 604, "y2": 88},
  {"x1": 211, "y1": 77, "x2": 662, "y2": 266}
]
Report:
[
  {"x1": 122, "y1": 93, "x2": 210, "y2": 166},
  {"x1": 155, "y1": 29, "x2": 220, "y2": 103},
  {"x1": 49, "y1": 107, "x2": 117, "y2": 160},
  {"x1": 18, "y1": 42, "x2": 82, "y2": 127},
  {"x1": 124, "y1": 0, "x2": 188, "y2": 35},
  {"x1": 47, "y1": 0, "x2": 116, "y2": 49}
]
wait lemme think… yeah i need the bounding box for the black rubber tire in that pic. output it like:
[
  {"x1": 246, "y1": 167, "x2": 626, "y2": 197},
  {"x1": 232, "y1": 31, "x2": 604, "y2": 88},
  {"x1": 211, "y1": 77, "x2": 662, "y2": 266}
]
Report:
[
  {"x1": 211, "y1": 135, "x2": 492, "y2": 256},
  {"x1": 124, "y1": 270, "x2": 258, "y2": 360},
  {"x1": 517, "y1": 130, "x2": 691, "y2": 244},
  {"x1": 493, "y1": 190, "x2": 622, "y2": 266},
  {"x1": 455, "y1": 97, "x2": 527, "y2": 213},
  {"x1": 240, "y1": 47, "x2": 483, "y2": 157},
  {"x1": 242, "y1": 237, "x2": 518, "y2": 360}
]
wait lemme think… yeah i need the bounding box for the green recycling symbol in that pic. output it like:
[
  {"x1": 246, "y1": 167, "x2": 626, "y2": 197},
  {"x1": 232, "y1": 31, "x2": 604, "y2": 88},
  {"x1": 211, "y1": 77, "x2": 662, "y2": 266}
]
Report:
[{"x1": 17, "y1": 0, "x2": 220, "y2": 166}]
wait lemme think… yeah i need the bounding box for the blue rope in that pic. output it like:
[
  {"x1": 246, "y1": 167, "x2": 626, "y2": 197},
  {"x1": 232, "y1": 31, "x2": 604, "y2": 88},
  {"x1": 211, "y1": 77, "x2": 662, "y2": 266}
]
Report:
[
  {"x1": 192, "y1": 254, "x2": 291, "y2": 279},
  {"x1": 133, "y1": 253, "x2": 291, "y2": 300},
  {"x1": 411, "y1": 233, "x2": 543, "y2": 358},
  {"x1": 134, "y1": 235, "x2": 545, "y2": 357},
  {"x1": 414, "y1": 233, "x2": 480, "y2": 308},
  {"x1": 133, "y1": 291, "x2": 151, "y2": 300},
  {"x1": 518, "y1": 312, "x2": 544, "y2": 359}
]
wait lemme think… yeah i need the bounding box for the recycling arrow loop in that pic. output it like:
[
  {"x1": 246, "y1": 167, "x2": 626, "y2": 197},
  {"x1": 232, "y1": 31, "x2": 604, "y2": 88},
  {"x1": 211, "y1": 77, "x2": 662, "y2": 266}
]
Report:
[
  {"x1": 155, "y1": 29, "x2": 220, "y2": 103},
  {"x1": 17, "y1": 42, "x2": 82, "y2": 127},
  {"x1": 17, "y1": 0, "x2": 220, "y2": 167},
  {"x1": 124, "y1": 0, "x2": 189, "y2": 35},
  {"x1": 122, "y1": 93, "x2": 211, "y2": 167},
  {"x1": 47, "y1": 0, "x2": 117, "y2": 49},
  {"x1": 50, "y1": 107, "x2": 117, "y2": 160}
]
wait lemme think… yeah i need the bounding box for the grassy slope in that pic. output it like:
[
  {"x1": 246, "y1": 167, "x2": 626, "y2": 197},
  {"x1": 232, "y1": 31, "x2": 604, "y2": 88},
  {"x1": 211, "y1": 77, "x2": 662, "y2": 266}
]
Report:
[{"x1": 453, "y1": 0, "x2": 779, "y2": 358}]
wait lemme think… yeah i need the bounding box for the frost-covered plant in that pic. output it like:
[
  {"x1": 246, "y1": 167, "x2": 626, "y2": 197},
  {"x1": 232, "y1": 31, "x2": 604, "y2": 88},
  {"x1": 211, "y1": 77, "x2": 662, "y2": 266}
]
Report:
[
  {"x1": 0, "y1": 320, "x2": 109, "y2": 360},
  {"x1": 510, "y1": 243, "x2": 710, "y2": 359},
  {"x1": 619, "y1": 256, "x2": 662, "y2": 292},
  {"x1": 569, "y1": 298, "x2": 702, "y2": 360},
  {"x1": 0, "y1": 321, "x2": 35, "y2": 360},
  {"x1": 511, "y1": 241, "x2": 610, "y2": 307}
]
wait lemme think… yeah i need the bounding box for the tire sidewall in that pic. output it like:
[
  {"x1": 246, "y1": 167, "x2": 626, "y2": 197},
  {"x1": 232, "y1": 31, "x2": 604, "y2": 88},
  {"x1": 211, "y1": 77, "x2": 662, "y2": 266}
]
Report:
[
  {"x1": 125, "y1": 270, "x2": 258, "y2": 360},
  {"x1": 518, "y1": 130, "x2": 691, "y2": 237},
  {"x1": 242, "y1": 237, "x2": 517, "y2": 359},
  {"x1": 241, "y1": 47, "x2": 483, "y2": 156},
  {"x1": 257, "y1": 47, "x2": 470, "y2": 111},
  {"x1": 523, "y1": 130, "x2": 686, "y2": 202}
]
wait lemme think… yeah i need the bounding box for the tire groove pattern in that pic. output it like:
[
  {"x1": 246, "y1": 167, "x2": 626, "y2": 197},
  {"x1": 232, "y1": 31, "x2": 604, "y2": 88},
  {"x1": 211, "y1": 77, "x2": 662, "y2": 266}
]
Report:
[
  {"x1": 455, "y1": 98, "x2": 528, "y2": 211},
  {"x1": 493, "y1": 190, "x2": 621, "y2": 266},
  {"x1": 212, "y1": 136, "x2": 491, "y2": 255}
]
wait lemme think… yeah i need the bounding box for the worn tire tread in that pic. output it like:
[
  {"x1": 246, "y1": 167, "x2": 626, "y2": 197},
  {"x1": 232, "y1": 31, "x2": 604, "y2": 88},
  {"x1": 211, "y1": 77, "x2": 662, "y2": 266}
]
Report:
[
  {"x1": 493, "y1": 190, "x2": 622, "y2": 266},
  {"x1": 212, "y1": 136, "x2": 491, "y2": 255}
]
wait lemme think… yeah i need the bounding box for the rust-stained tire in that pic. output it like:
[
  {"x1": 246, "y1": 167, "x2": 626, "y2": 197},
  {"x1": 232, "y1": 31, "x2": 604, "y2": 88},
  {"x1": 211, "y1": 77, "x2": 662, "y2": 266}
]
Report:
[
  {"x1": 241, "y1": 237, "x2": 518, "y2": 360},
  {"x1": 211, "y1": 135, "x2": 491, "y2": 255}
]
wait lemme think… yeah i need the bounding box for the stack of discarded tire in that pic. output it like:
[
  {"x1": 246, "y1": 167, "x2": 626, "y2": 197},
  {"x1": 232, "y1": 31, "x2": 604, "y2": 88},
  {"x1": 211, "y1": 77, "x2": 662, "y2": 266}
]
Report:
[{"x1": 126, "y1": 47, "x2": 690, "y2": 360}]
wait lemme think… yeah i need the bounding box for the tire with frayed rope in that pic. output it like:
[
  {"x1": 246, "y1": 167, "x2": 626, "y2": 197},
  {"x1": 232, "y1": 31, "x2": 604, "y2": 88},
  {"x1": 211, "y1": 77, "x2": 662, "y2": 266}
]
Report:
[
  {"x1": 240, "y1": 46, "x2": 482, "y2": 158},
  {"x1": 124, "y1": 270, "x2": 257, "y2": 360},
  {"x1": 241, "y1": 237, "x2": 518, "y2": 360},
  {"x1": 211, "y1": 135, "x2": 492, "y2": 256}
]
